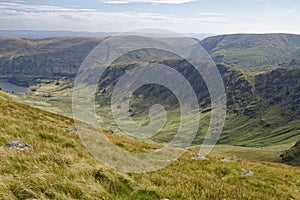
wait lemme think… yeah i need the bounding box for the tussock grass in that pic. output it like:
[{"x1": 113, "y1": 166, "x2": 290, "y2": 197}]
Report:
[{"x1": 1, "y1": 90, "x2": 300, "y2": 199}]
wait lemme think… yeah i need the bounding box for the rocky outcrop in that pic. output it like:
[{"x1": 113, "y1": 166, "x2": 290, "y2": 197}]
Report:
[
  {"x1": 3, "y1": 140, "x2": 33, "y2": 151},
  {"x1": 61, "y1": 126, "x2": 78, "y2": 134},
  {"x1": 280, "y1": 140, "x2": 300, "y2": 166}
]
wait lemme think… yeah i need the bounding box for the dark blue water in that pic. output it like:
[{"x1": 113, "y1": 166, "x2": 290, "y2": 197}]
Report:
[{"x1": 0, "y1": 79, "x2": 28, "y2": 93}]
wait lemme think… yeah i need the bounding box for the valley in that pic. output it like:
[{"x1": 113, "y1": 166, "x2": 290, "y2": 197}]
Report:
[{"x1": 1, "y1": 33, "x2": 300, "y2": 199}]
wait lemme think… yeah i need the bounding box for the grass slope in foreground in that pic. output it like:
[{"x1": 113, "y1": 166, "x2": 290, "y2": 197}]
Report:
[{"x1": 0, "y1": 91, "x2": 300, "y2": 199}]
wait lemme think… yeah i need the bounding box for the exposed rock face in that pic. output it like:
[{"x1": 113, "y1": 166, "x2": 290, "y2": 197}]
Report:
[
  {"x1": 3, "y1": 140, "x2": 33, "y2": 151},
  {"x1": 280, "y1": 140, "x2": 300, "y2": 166}
]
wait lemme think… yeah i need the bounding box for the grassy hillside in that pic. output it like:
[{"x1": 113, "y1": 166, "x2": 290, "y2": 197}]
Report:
[
  {"x1": 1, "y1": 91, "x2": 300, "y2": 199},
  {"x1": 2, "y1": 35, "x2": 299, "y2": 168},
  {"x1": 200, "y1": 33, "x2": 300, "y2": 70},
  {"x1": 96, "y1": 62, "x2": 300, "y2": 148},
  {"x1": 0, "y1": 37, "x2": 104, "y2": 85},
  {"x1": 15, "y1": 62, "x2": 300, "y2": 149}
]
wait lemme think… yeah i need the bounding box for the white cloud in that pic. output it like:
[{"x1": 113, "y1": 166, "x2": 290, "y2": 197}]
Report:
[
  {"x1": 0, "y1": 2, "x2": 97, "y2": 12},
  {"x1": 6, "y1": 0, "x2": 26, "y2": 3},
  {"x1": 0, "y1": 1, "x2": 226, "y2": 32},
  {"x1": 98, "y1": 0, "x2": 196, "y2": 4}
]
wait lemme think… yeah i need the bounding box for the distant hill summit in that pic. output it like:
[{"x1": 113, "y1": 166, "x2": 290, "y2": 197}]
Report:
[
  {"x1": 200, "y1": 33, "x2": 300, "y2": 70},
  {"x1": 0, "y1": 30, "x2": 117, "y2": 39},
  {"x1": 0, "y1": 30, "x2": 212, "y2": 40}
]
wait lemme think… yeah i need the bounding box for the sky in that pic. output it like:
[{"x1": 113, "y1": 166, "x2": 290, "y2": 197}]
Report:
[{"x1": 0, "y1": 0, "x2": 299, "y2": 34}]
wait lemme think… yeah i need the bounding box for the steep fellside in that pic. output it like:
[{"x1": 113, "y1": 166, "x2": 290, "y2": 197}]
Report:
[
  {"x1": 95, "y1": 60, "x2": 300, "y2": 147},
  {"x1": 0, "y1": 91, "x2": 300, "y2": 199},
  {"x1": 14, "y1": 59, "x2": 300, "y2": 148}
]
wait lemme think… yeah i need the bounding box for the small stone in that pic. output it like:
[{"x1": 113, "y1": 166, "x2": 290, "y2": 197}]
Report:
[
  {"x1": 62, "y1": 126, "x2": 78, "y2": 134},
  {"x1": 68, "y1": 126, "x2": 78, "y2": 134},
  {"x1": 221, "y1": 158, "x2": 232, "y2": 162},
  {"x1": 241, "y1": 170, "x2": 254, "y2": 176},
  {"x1": 3, "y1": 140, "x2": 33, "y2": 151},
  {"x1": 161, "y1": 159, "x2": 177, "y2": 163},
  {"x1": 191, "y1": 154, "x2": 209, "y2": 161}
]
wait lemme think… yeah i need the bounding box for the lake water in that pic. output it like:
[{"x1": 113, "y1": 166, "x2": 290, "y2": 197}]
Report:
[{"x1": 0, "y1": 79, "x2": 28, "y2": 93}]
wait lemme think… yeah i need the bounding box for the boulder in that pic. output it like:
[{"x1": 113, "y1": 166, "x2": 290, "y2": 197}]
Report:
[
  {"x1": 221, "y1": 158, "x2": 233, "y2": 162},
  {"x1": 62, "y1": 126, "x2": 78, "y2": 134},
  {"x1": 241, "y1": 170, "x2": 254, "y2": 177},
  {"x1": 191, "y1": 153, "x2": 209, "y2": 161},
  {"x1": 3, "y1": 140, "x2": 33, "y2": 151}
]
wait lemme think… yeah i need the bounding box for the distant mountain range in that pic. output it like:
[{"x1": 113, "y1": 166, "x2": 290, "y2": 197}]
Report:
[
  {"x1": 0, "y1": 30, "x2": 213, "y2": 40},
  {"x1": 1, "y1": 33, "x2": 300, "y2": 84},
  {"x1": 0, "y1": 30, "x2": 118, "y2": 39}
]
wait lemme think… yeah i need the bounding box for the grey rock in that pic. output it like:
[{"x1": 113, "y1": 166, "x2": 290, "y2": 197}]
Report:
[
  {"x1": 191, "y1": 153, "x2": 209, "y2": 161},
  {"x1": 161, "y1": 159, "x2": 177, "y2": 163},
  {"x1": 3, "y1": 140, "x2": 33, "y2": 151},
  {"x1": 241, "y1": 170, "x2": 254, "y2": 176},
  {"x1": 221, "y1": 158, "x2": 233, "y2": 162},
  {"x1": 62, "y1": 126, "x2": 78, "y2": 134}
]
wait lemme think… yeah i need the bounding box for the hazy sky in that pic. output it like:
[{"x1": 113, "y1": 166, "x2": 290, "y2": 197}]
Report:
[{"x1": 0, "y1": 0, "x2": 299, "y2": 34}]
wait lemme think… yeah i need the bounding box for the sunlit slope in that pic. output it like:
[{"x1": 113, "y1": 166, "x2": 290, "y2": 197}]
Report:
[{"x1": 1, "y1": 91, "x2": 300, "y2": 199}]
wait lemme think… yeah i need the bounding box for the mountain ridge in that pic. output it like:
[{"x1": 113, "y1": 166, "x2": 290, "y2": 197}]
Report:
[
  {"x1": 1, "y1": 33, "x2": 300, "y2": 86},
  {"x1": 200, "y1": 33, "x2": 300, "y2": 70}
]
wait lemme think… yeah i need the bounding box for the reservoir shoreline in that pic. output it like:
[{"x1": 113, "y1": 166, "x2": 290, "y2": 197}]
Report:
[{"x1": 0, "y1": 79, "x2": 29, "y2": 93}]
